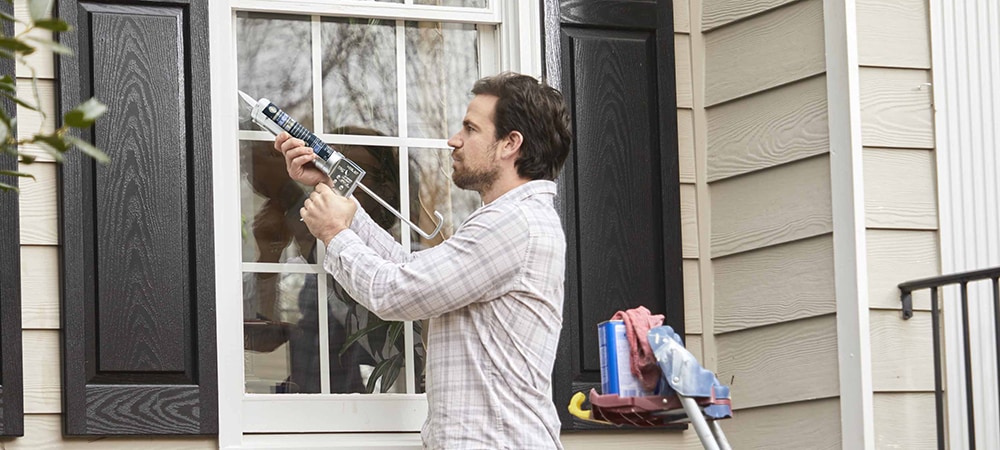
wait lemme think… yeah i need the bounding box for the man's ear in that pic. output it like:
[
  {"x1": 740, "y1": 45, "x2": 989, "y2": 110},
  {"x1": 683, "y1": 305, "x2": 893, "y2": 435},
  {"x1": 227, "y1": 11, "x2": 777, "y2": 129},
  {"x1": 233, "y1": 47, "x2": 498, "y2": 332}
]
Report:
[{"x1": 500, "y1": 131, "x2": 523, "y2": 160}]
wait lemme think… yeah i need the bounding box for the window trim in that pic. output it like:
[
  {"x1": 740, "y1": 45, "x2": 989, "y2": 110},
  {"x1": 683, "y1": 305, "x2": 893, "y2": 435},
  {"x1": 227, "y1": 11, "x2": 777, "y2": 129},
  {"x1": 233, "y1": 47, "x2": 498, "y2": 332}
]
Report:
[{"x1": 210, "y1": 0, "x2": 542, "y2": 446}]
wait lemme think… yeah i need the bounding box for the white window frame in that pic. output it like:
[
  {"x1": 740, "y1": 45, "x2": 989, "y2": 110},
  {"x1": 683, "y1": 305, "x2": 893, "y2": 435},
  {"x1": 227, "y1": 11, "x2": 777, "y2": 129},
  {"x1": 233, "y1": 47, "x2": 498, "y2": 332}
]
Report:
[{"x1": 209, "y1": 1, "x2": 541, "y2": 448}]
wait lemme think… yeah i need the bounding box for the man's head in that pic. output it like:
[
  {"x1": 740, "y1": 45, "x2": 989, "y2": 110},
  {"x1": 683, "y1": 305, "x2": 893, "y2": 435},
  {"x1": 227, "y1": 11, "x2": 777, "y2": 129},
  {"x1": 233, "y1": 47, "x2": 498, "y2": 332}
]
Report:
[
  {"x1": 468, "y1": 72, "x2": 572, "y2": 182},
  {"x1": 448, "y1": 73, "x2": 572, "y2": 200}
]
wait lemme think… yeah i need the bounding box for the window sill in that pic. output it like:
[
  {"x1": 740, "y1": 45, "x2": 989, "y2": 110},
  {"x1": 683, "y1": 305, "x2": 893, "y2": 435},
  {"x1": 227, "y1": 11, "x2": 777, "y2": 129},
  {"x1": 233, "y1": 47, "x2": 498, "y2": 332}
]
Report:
[{"x1": 229, "y1": 433, "x2": 422, "y2": 449}]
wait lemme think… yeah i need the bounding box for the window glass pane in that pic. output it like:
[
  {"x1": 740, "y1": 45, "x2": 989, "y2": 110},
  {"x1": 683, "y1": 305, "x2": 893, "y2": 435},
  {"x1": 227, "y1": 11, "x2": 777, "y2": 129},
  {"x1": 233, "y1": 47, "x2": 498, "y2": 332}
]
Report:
[
  {"x1": 239, "y1": 140, "x2": 316, "y2": 264},
  {"x1": 405, "y1": 21, "x2": 479, "y2": 139},
  {"x1": 244, "y1": 273, "x2": 324, "y2": 394},
  {"x1": 408, "y1": 147, "x2": 480, "y2": 251},
  {"x1": 327, "y1": 277, "x2": 408, "y2": 393},
  {"x1": 413, "y1": 0, "x2": 487, "y2": 7},
  {"x1": 321, "y1": 17, "x2": 398, "y2": 136},
  {"x1": 336, "y1": 136, "x2": 404, "y2": 234},
  {"x1": 236, "y1": 13, "x2": 313, "y2": 131}
]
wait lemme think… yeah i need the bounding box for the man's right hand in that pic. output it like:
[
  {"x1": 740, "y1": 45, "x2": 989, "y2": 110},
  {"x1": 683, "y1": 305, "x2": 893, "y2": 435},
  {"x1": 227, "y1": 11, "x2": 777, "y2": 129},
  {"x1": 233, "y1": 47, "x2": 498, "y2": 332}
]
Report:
[{"x1": 274, "y1": 132, "x2": 332, "y2": 187}]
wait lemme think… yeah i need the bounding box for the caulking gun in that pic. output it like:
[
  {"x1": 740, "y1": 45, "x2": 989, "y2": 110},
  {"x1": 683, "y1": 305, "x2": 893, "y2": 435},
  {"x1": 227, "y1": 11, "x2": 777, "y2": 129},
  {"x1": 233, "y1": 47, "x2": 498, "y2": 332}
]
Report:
[{"x1": 238, "y1": 90, "x2": 444, "y2": 239}]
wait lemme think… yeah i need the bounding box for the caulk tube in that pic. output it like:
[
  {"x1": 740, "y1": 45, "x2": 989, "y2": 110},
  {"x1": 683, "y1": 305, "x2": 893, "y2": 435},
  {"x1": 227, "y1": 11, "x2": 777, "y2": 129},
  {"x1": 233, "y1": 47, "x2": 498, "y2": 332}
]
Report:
[{"x1": 249, "y1": 98, "x2": 364, "y2": 197}]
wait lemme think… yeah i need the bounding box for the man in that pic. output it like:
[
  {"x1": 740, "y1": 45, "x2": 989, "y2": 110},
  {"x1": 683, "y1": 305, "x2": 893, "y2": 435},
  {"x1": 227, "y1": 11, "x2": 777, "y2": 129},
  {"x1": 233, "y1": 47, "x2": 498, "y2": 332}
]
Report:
[{"x1": 275, "y1": 72, "x2": 572, "y2": 449}]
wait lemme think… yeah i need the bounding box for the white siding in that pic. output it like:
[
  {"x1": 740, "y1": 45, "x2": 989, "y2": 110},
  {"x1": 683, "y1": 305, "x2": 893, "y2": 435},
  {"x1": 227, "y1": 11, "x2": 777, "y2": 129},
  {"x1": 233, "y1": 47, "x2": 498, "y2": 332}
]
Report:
[{"x1": 931, "y1": 0, "x2": 1000, "y2": 447}]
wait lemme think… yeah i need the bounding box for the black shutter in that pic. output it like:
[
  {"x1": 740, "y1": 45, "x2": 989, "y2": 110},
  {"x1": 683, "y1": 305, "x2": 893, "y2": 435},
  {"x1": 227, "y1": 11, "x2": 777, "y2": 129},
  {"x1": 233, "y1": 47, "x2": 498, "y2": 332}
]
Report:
[
  {"x1": 0, "y1": 0, "x2": 24, "y2": 437},
  {"x1": 543, "y1": 0, "x2": 685, "y2": 430},
  {"x1": 57, "y1": 0, "x2": 216, "y2": 435}
]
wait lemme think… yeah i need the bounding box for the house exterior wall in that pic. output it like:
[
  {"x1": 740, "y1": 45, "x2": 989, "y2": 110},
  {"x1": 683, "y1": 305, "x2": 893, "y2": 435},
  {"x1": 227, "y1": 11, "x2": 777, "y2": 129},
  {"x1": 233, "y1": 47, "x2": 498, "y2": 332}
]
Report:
[
  {"x1": 10, "y1": 0, "x2": 217, "y2": 447},
  {"x1": 857, "y1": 0, "x2": 939, "y2": 447},
  {"x1": 9, "y1": 0, "x2": 942, "y2": 447},
  {"x1": 930, "y1": 0, "x2": 1000, "y2": 447},
  {"x1": 697, "y1": 0, "x2": 842, "y2": 447}
]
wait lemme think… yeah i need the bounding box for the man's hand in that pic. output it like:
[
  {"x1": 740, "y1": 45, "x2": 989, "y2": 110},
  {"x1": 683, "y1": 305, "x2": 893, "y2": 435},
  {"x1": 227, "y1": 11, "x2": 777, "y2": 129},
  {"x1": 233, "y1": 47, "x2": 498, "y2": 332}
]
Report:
[
  {"x1": 301, "y1": 183, "x2": 357, "y2": 246},
  {"x1": 274, "y1": 132, "x2": 332, "y2": 187}
]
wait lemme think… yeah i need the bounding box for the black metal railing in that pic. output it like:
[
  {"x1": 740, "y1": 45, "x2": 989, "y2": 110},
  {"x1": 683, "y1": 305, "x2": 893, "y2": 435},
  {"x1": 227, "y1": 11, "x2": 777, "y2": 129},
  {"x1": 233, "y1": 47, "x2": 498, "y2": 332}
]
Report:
[{"x1": 899, "y1": 266, "x2": 1000, "y2": 450}]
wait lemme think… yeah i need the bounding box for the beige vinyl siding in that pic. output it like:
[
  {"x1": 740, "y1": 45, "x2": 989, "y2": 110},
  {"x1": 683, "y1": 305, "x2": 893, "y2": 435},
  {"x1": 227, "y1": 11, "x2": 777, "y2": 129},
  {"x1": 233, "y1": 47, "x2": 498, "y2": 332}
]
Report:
[
  {"x1": 702, "y1": 0, "x2": 802, "y2": 31},
  {"x1": 561, "y1": 429, "x2": 704, "y2": 449},
  {"x1": 713, "y1": 234, "x2": 835, "y2": 333},
  {"x1": 703, "y1": 0, "x2": 825, "y2": 106},
  {"x1": 866, "y1": 229, "x2": 939, "y2": 310},
  {"x1": 873, "y1": 392, "x2": 937, "y2": 449},
  {"x1": 721, "y1": 397, "x2": 841, "y2": 449},
  {"x1": 856, "y1": 0, "x2": 939, "y2": 446},
  {"x1": 10, "y1": 0, "x2": 218, "y2": 446},
  {"x1": 863, "y1": 148, "x2": 937, "y2": 229},
  {"x1": 678, "y1": 109, "x2": 695, "y2": 184},
  {"x1": 716, "y1": 315, "x2": 839, "y2": 409},
  {"x1": 706, "y1": 74, "x2": 829, "y2": 182},
  {"x1": 700, "y1": 0, "x2": 840, "y2": 445},
  {"x1": 710, "y1": 155, "x2": 833, "y2": 258},
  {"x1": 856, "y1": 0, "x2": 931, "y2": 69},
  {"x1": 675, "y1": 0, "x2": 704, "y2": 385}
]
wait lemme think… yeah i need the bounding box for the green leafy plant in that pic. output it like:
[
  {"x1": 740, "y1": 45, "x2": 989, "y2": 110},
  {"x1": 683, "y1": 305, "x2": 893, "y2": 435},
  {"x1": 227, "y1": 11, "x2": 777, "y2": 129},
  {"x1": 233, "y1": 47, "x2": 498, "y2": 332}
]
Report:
[
  {"x1": 336, "y1": 286, "x2": 425, "y2": 394},
  {"x1": 0, "y1": 0, "x2": 107, "y2": 192}
]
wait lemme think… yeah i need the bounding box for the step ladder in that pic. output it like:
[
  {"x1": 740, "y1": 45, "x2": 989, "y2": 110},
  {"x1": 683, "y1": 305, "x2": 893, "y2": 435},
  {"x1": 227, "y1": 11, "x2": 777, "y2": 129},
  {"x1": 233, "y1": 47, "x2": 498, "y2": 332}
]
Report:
[{"x1": 568, "y1": 325, "x2": 733, "y2": 450}]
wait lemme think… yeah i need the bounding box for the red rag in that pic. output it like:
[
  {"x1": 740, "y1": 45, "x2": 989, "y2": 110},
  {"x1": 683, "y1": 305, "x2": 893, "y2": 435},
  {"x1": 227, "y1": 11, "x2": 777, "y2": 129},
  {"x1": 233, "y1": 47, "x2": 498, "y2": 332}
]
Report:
[{"x1": 611, "y1": 306, "x2": 665, "y2": 392}]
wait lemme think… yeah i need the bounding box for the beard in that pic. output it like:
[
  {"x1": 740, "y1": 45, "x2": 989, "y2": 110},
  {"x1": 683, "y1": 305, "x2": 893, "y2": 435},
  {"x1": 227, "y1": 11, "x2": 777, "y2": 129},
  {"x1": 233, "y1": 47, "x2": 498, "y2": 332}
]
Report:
[{"x1": 452, "y1": 141, "x2": 501, "y2": 192}]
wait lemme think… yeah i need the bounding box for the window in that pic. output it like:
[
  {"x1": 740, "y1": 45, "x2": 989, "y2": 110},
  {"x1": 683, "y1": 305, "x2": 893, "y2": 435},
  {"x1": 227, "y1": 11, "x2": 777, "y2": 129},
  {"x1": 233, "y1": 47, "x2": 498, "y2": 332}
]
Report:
[{"x1": 209, "y1": 0, "x2": 541, "y2": 445}]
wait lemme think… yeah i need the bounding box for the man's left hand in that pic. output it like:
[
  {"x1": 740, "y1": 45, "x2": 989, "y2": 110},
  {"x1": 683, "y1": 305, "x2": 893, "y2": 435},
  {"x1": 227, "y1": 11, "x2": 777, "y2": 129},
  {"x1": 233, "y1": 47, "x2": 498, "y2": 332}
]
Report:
[{"x1": 301, "y1": 183, "x2": 357, "y2": 246}]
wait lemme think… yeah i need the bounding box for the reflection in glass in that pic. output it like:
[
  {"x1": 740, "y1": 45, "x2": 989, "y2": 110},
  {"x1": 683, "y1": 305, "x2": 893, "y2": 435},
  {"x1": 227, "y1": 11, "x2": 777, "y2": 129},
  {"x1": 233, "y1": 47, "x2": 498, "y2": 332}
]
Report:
[
  {"x1": 239, "y1": 140, "x2": 315, "y2": 264},
  {"x1": 244, "y1": 272, "x2": 370, "y2": 394},
  {"x1": 414, "y1": 0, "x2": 488, "y2": 8},
  {"x1": 236, "y1": 13, "x2": 313, "y2": 131},
  {"x1": 321, "y1": 17, "x2": 398, "y2": 135},
  {"x1": 405, "y1": 22, "x2": 479, "y2": 139},
  {"x1": 409, "y1": 147, "x2": 481, "y2": 249},
  {"x1": 333, "y1": 128, "x2": 405, "y2": 237}
]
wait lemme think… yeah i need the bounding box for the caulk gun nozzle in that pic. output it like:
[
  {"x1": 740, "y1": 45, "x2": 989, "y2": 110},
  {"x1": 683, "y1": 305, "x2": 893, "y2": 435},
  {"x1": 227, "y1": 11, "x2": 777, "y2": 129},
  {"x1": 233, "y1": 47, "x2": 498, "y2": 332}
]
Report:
[{"x1": 237, "y1": 90, "x2": 257, "y2": 109}]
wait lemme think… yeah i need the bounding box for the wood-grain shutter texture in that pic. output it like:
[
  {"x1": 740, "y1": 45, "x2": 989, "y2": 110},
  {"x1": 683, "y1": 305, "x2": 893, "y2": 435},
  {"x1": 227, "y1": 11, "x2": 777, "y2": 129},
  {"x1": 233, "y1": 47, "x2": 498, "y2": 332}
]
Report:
[
  {"x1": 57, "y1": 0, "x2": 216, "y2": 436},
  {"x1": 543, "y1": 0, "x2": 685, "y2": 430},
  {"x1": 0, "y1": 0, "x2": 24, "y2": 437}
]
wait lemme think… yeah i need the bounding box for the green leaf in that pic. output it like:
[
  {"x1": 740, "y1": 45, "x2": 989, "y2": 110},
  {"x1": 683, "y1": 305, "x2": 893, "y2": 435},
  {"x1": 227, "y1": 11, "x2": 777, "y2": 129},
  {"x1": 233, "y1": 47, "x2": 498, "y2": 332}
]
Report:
[
  {"x1": 365, "y1": 355, "x2": 399, "y2": 394},
  {"x1": 0, "y1": 169, "x2": 35, "y2": 180},
  {"x1": 339, "y1": 321, "x2": 387, "y2": 357},
  {"x1": 0, "y1": 10, "x2": 17, "y2": 23},
  {"x1": 24, "y1": 36, "x2": 72, "y2": 55},
  {"x1": 380, "y1": 354, "x2": 402, "y2": 393},
  {"x1": 0, "y1": 181, "x2": 18, "y2": 192},
  {"x1": 34, "y1": 133, "x2": 68, "y2": 151},
  {"x1": 0, "y1": 37, "x2": 34, "y2": 53},
  {"x1": 385, "y1": 321, "x2": 403, "y2": 352},
  {"x1": 32, "y1": 18, "x2": 70, "y2": 32},
  {"x1": 0, "y1": 75, "x2": 15, "y2": 93},
  {"x1": 65, "y1": 135, "x2": 109, "y2": 163},
  {"x1": 34, "y1": 140, "x2": 64, "y2": 162},
  {"x1": 0, "y1": 91, "x2": 38, "y2": 111},
  {"x1": 0, "y1": 49, "x2": 14, "y2": 60},
  {"x1": 19, "y1": 153, "x2": 36, "y2": 164},
  {"x1": 63, "y1": 98, "x2": 106, "y2": 128},
  {"x1": 28, "y1": 0, "x2": 52, "y2": 22}
]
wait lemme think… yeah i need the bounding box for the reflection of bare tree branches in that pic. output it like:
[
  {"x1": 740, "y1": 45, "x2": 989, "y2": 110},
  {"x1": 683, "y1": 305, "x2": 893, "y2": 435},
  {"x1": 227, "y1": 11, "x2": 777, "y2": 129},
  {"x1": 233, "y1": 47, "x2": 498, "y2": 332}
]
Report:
[
  {"x1": 236, "y1": 13, "x2": 314, "y2": 128},
  {"x1": 321, "y1": 18, "x2": 397, "y2": 135}
]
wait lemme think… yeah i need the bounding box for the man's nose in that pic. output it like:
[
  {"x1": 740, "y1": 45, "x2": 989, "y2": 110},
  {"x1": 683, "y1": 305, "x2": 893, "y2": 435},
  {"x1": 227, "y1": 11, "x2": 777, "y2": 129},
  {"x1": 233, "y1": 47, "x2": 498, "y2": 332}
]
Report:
[{"x1": 447, "y1": 133, "x2": 461, "y2": 149}]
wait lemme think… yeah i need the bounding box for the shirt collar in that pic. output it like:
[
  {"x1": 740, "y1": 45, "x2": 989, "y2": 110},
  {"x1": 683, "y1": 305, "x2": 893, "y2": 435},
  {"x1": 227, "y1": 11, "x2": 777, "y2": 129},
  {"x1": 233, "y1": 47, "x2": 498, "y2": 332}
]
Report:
[{"x1": 489, "y1": 180, "x2": 557, "y2": 205}]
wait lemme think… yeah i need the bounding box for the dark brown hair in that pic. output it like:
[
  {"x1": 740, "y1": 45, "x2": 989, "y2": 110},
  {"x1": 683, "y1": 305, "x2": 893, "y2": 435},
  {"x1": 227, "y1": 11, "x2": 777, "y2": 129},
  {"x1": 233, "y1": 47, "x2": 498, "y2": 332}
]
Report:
[{"x1": 471, "y1": 72, "x2": 572, "y2": 181}]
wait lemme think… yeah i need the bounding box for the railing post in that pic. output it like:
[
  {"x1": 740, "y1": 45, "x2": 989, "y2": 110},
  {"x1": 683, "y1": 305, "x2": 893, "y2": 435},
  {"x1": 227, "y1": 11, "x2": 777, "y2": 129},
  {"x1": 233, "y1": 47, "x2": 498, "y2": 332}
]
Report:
[
  {"x1": 930, "y1": 288, "x2": 944, "y2": 450},
  {"x1": 960, "y1": 282, "x2": 976, "y2": 449}
]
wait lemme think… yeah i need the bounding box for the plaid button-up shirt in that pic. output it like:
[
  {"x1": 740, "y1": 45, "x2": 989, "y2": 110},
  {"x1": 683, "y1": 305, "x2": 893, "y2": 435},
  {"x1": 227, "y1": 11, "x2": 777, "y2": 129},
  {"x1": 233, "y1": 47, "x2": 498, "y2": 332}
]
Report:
[{"x1": 325, "y1": 180, "x2": 566, "y2": 449}]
